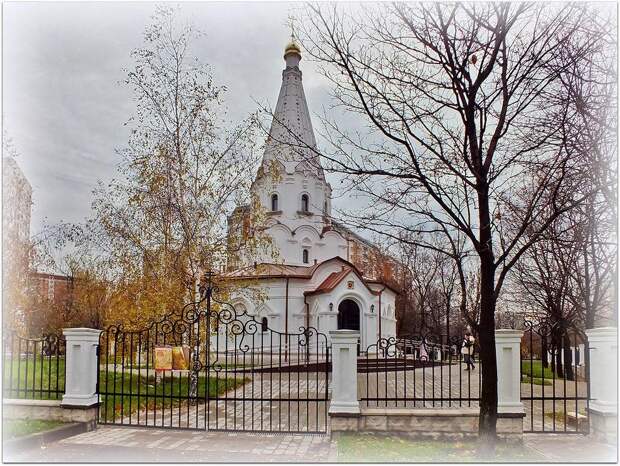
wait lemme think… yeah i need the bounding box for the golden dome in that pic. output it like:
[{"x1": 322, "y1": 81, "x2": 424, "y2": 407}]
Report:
[{"x1": 284, "y1": 39, "x2": 301, "y2": 57}]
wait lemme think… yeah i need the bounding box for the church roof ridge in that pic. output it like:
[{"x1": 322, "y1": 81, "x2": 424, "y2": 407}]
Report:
[{"x1": 221, "y1": 256, "x2": 398, "y2": 295}]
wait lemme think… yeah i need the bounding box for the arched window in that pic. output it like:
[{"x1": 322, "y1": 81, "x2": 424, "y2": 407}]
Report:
[
  {"x1": 301, "y1": 194, "x2": 309, "y2": 212},
  {"x1": 302, "y1": 249, "x2": 309, "y2": 264},
  {"x1": 261, "y1": 317, "x2": 268, "y2": 332},
  {"x1": 271, "y1": 194, "x2": 278, "y2": 211}
]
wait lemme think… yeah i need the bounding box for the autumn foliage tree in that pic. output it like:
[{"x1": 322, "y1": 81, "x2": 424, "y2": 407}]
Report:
[{"x1": 60, "y1": 7, "x2": 270, "y2": 330}]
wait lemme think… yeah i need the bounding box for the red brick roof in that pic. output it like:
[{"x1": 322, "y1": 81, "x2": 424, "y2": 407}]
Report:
[
  {"x1": 307, "y1": 268, "x2": 352, "y2": 295},
  {"x1": 304, "y1": 266, "x2": 388, "y2": 297},
  {"x1": 221, "y1": 256, "x2": 398, "y2": 295}
]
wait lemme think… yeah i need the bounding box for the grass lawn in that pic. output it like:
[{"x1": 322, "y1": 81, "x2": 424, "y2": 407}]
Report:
[
  {"x1": 3, "y1": 419, "x2": 67, "y2": 440},
  {"x1": 544, "y1": 408, "x2": 587, "y2": 421},
  {"x1": 336, "y1": 433, "x2": 547, "y2": 462},
  {"x1": 521, "y1": 360, "x2": 557, "y2": 380},
  {"x1": 98, "y1": 371, "x2": 249, "y2": 421},
  {"x1": 521, "y1": 374, "x2": 552, "y2": 386},
  {"x1": 3, "y1": 356, "x2": 65, "y2": 399}
]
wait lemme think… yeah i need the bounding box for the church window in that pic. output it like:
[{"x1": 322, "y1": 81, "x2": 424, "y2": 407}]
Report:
[
  {"x1": 301, "y1": 194, "x2": 309, "y2": 212},
  {"x1": 302, "y1": 249, "x2": 309, "y2": 264},
  {"x1": 271, "y1": 194, "x2": 279, "y2": 211},
  {"x1": 261, "y1": 317, "x2": 268, "y2": 332}
]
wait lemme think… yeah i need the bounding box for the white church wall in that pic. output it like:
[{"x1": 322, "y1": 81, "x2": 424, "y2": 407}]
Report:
[
  {"x1": 252, "y1": 222, "x2": 349, "y2": 267},
  {"x1": 221, "y1": 42, "x2": 398, "y2": 356}
]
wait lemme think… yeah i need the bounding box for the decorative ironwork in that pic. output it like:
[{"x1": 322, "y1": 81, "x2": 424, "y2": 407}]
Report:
[
  {"x1": 360, "y1": 333, "x2": 480, "y2": 408},
  {"x1": 521, "y1": 319, "x2": 589, "y2": 434},
  {"x1": 97, "y1": 274, "x2": 330, "y2": 433},
  {"x1": 2, "y1": 330, "x2": 66, "y2": 400}
]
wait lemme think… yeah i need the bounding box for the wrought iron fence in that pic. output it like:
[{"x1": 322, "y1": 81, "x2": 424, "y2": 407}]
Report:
[
  {"x1": 97, "y1": 281, "x2": 330, "y2": 433},
  {"x1": 521, "y1": 320, "x2": 589, "y2": 434},
  {"x1": 2, "y1": 331, "x2": 66, "y2": 400},
  {"x1": 359, "y1": 335, "x2": 481, "y2": 407}
]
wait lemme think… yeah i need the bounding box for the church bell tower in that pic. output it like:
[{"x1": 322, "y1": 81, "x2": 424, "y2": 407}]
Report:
[{"x1": 251, "y1": 38, "x2": 333, "y2": 234}]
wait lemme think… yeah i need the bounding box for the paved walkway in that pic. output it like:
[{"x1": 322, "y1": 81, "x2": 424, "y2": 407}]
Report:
[
  {"x1": 524, "y1": 433, "x2": 617, "y2": 462},
  {"x1": 108, "y1": 372, "x2": 329, "y2": 432},
  {"x1": 359, "y1": 362, "x2": 589, "y2": 432},
  {"x1": 4, "y1": 426, "x2": 336, "y2": 463},
  {"x1": 102, "y1": 362, "x2": 589, "y2": 434},
  {"x1": 4, "y1": 426, "x2": 617, "y2": 463},
  {"x1": 358, "y1": 361, "x2": 481, "y2": 409}
]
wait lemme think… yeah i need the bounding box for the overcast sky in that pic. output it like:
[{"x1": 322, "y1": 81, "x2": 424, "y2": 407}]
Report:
[{"x1": 4, "y1": 1, "x2": 341, "y2": 236}]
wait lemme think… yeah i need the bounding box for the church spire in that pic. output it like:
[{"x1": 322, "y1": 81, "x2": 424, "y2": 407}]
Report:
[{"x1": 260, "y1": 37, "x2": 323, "y2": 179}]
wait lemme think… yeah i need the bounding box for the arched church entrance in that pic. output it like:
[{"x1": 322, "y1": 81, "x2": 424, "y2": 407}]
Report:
[{"x1": 337, "y1": 299, "x2": 360, "y2": 331}]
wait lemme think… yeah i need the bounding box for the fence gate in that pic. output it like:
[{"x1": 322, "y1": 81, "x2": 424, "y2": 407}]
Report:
[
  {"x1": 521, "y1": 320, "x2": 589, "y2": 434},
  {"x1": 97, "y1": 283, "x2": 330, "y2": 433}
]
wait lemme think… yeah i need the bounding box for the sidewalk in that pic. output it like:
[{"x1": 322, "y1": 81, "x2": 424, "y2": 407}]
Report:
[
  {"x1": 4, "y1": 426, "x2": 337, "y2": 463},
  {"x1": 4, "y1": 426, "x2": 617, "y2": 463},
  {"x1": 523, "y1": 434, "x2": 617, "y2": 463}
]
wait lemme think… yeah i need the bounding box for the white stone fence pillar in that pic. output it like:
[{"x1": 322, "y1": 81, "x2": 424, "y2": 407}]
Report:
[
  {"x1": 586, "y1": 327, "x2": 617, "y2": 443},
  {"x1": 495, "y1": 329, "x2": 524, "y2": 439},
  {"x1": 61, "y1": 328, "x2": 101, "y2": 408},
  {"x1": 329, "y1": 330, "x2": 360, "y2": 415},
  {"x1": 495, "y1": 329, "x2": 524, "y2": 415}
]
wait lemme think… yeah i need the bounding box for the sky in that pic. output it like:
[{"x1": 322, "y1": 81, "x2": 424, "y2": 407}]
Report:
[{"x1": 3, "y1": 1, "x2": 340, "y2": 236}]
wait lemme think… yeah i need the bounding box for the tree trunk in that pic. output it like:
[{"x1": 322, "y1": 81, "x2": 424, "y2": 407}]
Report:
[
  {"x1": 554, "y1": 348, "x2": 562, "y2": 378},
  {"x1": 478, "y1": 255, "x2": 498, "y2": 448},
  {"x1": 542, "y1": 336, "x2": 549, "y2": 368},
  {"x1": 552, "y1": 329, "x2": 564, "y2": 378},
  {"x1": 477, "y1": 185, "x2": 498, "y2": 451},
  {"x1": 562, "y1": 333, "x2": 574, "y2": 381}
]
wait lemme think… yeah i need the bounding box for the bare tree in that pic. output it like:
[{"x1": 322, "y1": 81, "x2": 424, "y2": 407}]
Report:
[
  {"x1": 391, "y1": 235, "x2": 463, "y2": 342},
  {"x1": 508, "y1": 4, "x2": 617, "y2": 376},
  {"x1": 292, "y1": 3, "x2": 613, "y2": 444}
]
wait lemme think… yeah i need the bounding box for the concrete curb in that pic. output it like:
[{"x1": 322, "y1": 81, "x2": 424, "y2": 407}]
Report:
[{"x1": 4, "y1": 420, "x2": 96, "y2": 454}]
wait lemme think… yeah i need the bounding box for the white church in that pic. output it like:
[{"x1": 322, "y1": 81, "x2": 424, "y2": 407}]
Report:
[{"x1": 222, "y1": 39, "x2": 398, "y2": 350}]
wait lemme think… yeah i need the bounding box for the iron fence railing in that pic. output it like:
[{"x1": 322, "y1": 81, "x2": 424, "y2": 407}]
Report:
[
  {"x1": 521, "y1": 320, "x2": 589, "y2": 434},
  {"x1": 359, "y1": 335, "x2": 481, "y2": 408},
  {"x1": 97, "y1": 284, "x2": 331, "y2": 433},
  {"x1": 2, "y1": 331, "x2": 66, "y2": 400}
]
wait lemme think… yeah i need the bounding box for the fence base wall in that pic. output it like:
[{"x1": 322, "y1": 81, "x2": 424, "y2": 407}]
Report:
[
  {"x1": 330, "y1": 408, "x2": 523, "y2": 441},
  {"x1": 3, "y1": 398, "x2": 98, "y2": 424},
  {"x1": 588, "y1": 406, "x2": 617, "y2": 444}
]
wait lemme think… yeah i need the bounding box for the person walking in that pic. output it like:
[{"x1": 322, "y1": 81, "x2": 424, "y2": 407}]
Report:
[{"x1": 462, "y1": 331, "x2": 476, "y2": 370}]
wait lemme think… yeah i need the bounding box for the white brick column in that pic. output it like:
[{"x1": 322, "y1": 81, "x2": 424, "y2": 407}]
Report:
[
  {"x1": 329, "y1": 330, "x2": 360, "y2": 415},
  {"x1": 495, "y1": 329, "x2": 524, "y2": 414},
  {"x1": 61, "y1": 328, "x2": 101, "y2": 408},
  {"x1": 586, "y1": 327, "x2": 617, "y2": 443}
]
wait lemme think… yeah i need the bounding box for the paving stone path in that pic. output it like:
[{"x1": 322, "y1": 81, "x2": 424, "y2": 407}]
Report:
[
  {"x1": 358, "y1": 361, "x2": 589, "y2": 432},
  {"x1": 110, "y1": 372, "x2": 330, "y2": 433},
  {"x1": 358, "y1": 361, "x2": 481, "y2": 409},
  {"x1": 4, "y1": 426, "x2": 337, "y2": 463},
  {"x1": 5, "y1": 426, "x2": 616, "y2": 463},
  {"x1": 103, "y1": 361, "x2": 587, "y2": 435},
  {"x1": 521, "y1": 378, "x2": 589, "y2": 433}
]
